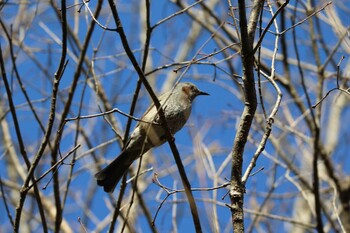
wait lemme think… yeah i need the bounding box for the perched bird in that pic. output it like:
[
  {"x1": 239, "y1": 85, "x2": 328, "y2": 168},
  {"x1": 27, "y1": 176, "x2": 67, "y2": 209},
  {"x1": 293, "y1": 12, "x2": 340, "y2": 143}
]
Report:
[{"x1": 95, "y1": 82, "x2": 209, "y2": 193}]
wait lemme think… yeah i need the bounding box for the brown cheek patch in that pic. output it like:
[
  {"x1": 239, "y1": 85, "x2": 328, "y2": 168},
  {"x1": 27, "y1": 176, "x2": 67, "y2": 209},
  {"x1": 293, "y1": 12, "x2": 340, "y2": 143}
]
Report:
[{"x1": 182, "y1": 86, "x2": 190, "y2": 96}]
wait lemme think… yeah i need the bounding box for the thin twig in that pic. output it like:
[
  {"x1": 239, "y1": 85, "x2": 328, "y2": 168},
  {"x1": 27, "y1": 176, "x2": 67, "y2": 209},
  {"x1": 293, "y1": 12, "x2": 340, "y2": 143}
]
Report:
[
  {"x1": 331, "y1": 183, "x2": 346, "y2": 233},
  {"x1": 280, "y1": 1, "x2": 332, "y2": 35},
  {"x1": 153, "y1": 173, "x2": 230, "y2": 194},
  {"x1": 152, "y1": 173, "x2": 230, "y2": 226},
  {"x1": 292, "y1": 3, "x2": 324, "y2": 231},
  {"x1": 253, "y1": 0, "x2": 289, "y2": 54},
  {"x1": 26, "y1": 145, "x2": 80, "y2": 191},
  {"x1": 0, "y1": 177, "x2": 14, "y2": 227},
  {"x1": 78, "y1": 217, "x2": 88, "y2": 233},
  {"x1": 312, "y1": 56, "x2": 349, "y2": 108},
  {"x1": 81, "y1": 0, "x2": 117, "y2": 31},
  {"x1": 152, "y1": 0, "x2": 204, "y2": 30},
  {"x1": 65, "y1": 108, "x2": 159, "y2": 125}
]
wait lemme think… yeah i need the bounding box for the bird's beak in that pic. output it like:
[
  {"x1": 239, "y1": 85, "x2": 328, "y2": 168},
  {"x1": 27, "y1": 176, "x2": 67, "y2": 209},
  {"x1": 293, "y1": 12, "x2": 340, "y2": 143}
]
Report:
[{"x1": 198, "y1": 90, "x2": 209, "y2": 96}]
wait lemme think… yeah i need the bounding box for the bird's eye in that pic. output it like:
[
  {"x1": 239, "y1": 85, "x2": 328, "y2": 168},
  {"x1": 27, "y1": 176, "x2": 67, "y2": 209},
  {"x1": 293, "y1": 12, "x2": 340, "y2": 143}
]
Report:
[{"x1": 190, "y1": 85, "x2": 195, "y2": 90}]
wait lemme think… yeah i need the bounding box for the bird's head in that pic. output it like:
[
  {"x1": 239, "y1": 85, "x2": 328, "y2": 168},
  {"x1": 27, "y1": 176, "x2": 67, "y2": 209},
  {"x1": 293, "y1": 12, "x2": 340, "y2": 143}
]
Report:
[{"x1": 179, "y1": 82, "x2": 209, "y2": 101}]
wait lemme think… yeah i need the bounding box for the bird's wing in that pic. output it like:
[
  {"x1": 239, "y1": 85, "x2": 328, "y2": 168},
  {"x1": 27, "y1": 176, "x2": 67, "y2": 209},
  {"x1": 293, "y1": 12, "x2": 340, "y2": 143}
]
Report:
[{"x1": 137, "y1": 91, "x2": 172, "y2": 125}]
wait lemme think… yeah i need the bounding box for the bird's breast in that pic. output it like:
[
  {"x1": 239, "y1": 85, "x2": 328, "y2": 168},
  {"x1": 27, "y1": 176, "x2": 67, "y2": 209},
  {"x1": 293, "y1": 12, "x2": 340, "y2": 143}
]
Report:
[{"x1": 134, "y1": 98, "x2": 192, "y2": 147}]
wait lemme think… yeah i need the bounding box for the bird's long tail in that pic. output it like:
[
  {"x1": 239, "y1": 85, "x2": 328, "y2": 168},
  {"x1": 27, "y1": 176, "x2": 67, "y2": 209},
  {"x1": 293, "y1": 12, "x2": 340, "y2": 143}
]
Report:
[{"x1": 95, "y1": 150, "x2": 137, "y2": 193}]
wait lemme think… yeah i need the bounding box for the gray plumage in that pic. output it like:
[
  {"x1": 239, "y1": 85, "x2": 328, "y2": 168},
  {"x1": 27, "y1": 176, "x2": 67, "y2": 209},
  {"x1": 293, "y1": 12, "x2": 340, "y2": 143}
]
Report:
[{"x1": 95, "y1": 82, "x2": 209, "y2": 193}]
